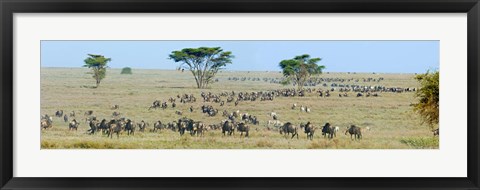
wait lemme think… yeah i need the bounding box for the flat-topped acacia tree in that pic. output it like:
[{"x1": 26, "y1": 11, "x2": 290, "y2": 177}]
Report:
[
  {"x1": 83, "y1": 54, "x2": 111, "y2": 88},
  {"x1": 279, "y1": 54, "x2": 325, "y2": 91},
  {"x1": 413, "y1": 71, "x2": 439, "y2": 129},
  {"x1": 169, "y1": 47, "x2": 234, "y2": 89}
]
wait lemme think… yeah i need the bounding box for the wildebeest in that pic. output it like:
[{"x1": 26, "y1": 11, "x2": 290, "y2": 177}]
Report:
[
  {"x1": 112, "y1": 111, "x2": 121, "y2": 117},
  {"x1": 149, "y1": 100, "x2": 161, "y2": 110},
  {"x1": 97, "y1": 119, "x2": 109, "y2": 134},
  {"x1": 107, "y1": 119, "x2": 122, "y2": 139},
  {"x1": 177, "y1": 118, "x2": 203, "y2": 136},
  {"x1": 345, "y1": 125, "x2": 362, "y2": 140},
  {"x1": 85, "y1": 115, "x2": 97, "y2": 125},
  {"x1": 124, "y1": 119, "x2": 135, "y2": 136},
  {"x1": 192, "y1": 121, "x2": 205, "y2": 136},
  {"x1": 222, "y1": 120, "x2": 235, "y2": 136},
  {"x1": 63, "y1": 114, "x2": 69, "y2": 122},
  {"x1": 153, "y1": 120, "x2": 164, "y2": 132},
  {"x1": 280, "y1": 122, "x2": 298, "y2": 139},
  {"x1": 433, "y1": 128, "x2": 439, "y2": 137},
  {"x1": 40, "y1": 114, "x2": 53, "y2": 129},
  {"x1": 69, "y1": 111, "x2": 76, "y2": 117},
  {"x1": 236, "y1": 122, "x2": 250, "y2": 137},
  {"x1": 68, "y1": 119, "x2": 79, "y2": 131},
  {"x1": 304, "y1": 121, "x2": 316, "y2": 140},
  {"x1": 55, "y1": 110, "x2": 63, "y2": 117},
  {"x1": 87, "y1": 119, "x2": 97, "y2": 134},
  {"x1": 175, "y1": 110, "x2": 183, "y2": 116},
  {"x1": 137, "y1": 120, "x2": 147, "y2": 132},
  {"x1": 321, "y1": 123, "x2": 335, "y2": 139},
  {"x1": 166, "y1": 122, "x2": 177, "y2": 131},
  {"x1": 84, "y1": 110, "x2": 93, "y2": 116}
]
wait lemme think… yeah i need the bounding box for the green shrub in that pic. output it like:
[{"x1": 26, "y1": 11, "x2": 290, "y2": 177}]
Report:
[
  {"x1": 400, "y1": 137, "x2": 439, "y2": 149},
  {"x1": 121, "y1": 67, "x2": 132, "y2": 74}
]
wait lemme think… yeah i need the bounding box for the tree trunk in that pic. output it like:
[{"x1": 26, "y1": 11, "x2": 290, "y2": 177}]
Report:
[{"x1": 96, "y1": 79, "x2": 100, "y2": 88}]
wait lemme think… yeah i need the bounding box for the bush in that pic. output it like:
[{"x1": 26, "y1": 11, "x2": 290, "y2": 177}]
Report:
[
  {"x1": 400, "y1": 137, "x2": 439, "y2": 149},
  {"x1": 121, "y1": 67, "x2": 132, "y2": 74}
]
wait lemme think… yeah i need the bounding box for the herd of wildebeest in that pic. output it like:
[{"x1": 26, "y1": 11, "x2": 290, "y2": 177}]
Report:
[{"x1": 41, "y1": 76, "x2": 423, "y2": 141}]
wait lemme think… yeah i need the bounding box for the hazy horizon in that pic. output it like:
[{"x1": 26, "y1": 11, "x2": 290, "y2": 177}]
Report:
[
  {"x1": 41, "y1": 66, "x2": 426, "y2": 74},
  {"x1": 41, "y1": 40, "x2": 439, "y2": 73}
]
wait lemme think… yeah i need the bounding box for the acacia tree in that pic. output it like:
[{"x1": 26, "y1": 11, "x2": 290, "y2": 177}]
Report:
[
  {"x1": 169, "y1": 47, "x2": 234, "y2": 89},
  {"x1": 121, "y1": 67, "x2": 132, "y2": 74},
  {"x1": 413, "y1": 71, "x2": 439, "y2": 129},
  {"x1": 83, "y1": 54, "x2": 111, "y2": 88},
  {"x1": 279, "y1": 54, "x2": 325, "y2": 91}
]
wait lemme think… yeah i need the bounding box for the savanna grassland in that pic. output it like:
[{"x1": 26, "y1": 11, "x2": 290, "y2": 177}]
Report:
[{"x1": 41, "y1": 68, "x2": 438, "y2": 149}]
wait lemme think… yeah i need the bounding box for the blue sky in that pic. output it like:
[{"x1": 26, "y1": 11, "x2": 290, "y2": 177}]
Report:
[{"x1": 41, "y1": 40, "x2": 439, "y2": 73}]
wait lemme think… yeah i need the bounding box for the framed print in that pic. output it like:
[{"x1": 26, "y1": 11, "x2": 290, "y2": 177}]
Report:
[{"x1": 1, "y1": 0, "x2": 479, "y2": 189}]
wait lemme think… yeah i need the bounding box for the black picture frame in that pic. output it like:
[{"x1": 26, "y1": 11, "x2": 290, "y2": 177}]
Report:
[{"x1": 1, "y1": 0, "x2": 479, "y2": 189}]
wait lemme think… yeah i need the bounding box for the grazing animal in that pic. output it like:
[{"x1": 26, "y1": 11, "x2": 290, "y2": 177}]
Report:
[
  {"x1": 137, "y1": 120, "x2": 147, "y2": 132},
  {"x1": 84, "y1": 110, "x2": 93, "y2": 116},
  {"x1": 97, "y1": 119, "x2": 109, "y2": 134},
  {"x1": 107, "y1": 119, "x2": 122, "y2": 139},
  {"x1": 87, "y1": 119, "x2": 97, "y2": 134},
  {"x1": 193, "y1": 121, "x2": 205, "y2": 137},
  {"x1": 124, "y1": 119, "x2": 135, "y2": 136},
  {"x1": 321, "y1": 123, "x2": 335, "y2": 139},
  {"x1": 111, "y1": 104, "x2": 119, "y2": 109},
  {"x1": 280, "y1": 122, "x2": 298, "y2": 139},
  {"x1": 85, "y1": 115, "x2": 97, "y2": 125},
  {"x1": 177, "y1": 119, "x2": 188, "y2": 136},
  {"x1": 345, "y1": 125, "x2": 362, "y2": 140},
  {"x1": 55, "y1": 110, "x2": 63, "y2": 117},
  {"x1": 222, "y1": 120, "x2": 235, "y2": 136},
  {"x1": 433, "y1": 128, "x2": 439, "y2": 137},
  {"x1": 149, "y1": 100, "x2": 161, "y2": 110},
  {"x1": 40, "y1": 115, "x2": 53, "y2": 129},
  {"x1": 153, "y1": 120, "x2": 163, "y2": 132},
  {"x1": 68, "y1": 119, "x2": 79, "y2": 131},
  {"x1": 236, "y1": 122, "x2": 250, "y2": 137},
  {"x1": 304, "y1": 122, "x2": 315, "y2": 140},
  {"x1": 41, "y1": 119, "x2": 51, "y2": 129},
  {"x1": 63, "y1": 114, "x2": 69, "y2": 122},
  {"x1": 69, "y1": 111, "x2": 75, "y2": 117},
  {"x1": 112, "y1": 111, "x2": 121, "y2": 117}
]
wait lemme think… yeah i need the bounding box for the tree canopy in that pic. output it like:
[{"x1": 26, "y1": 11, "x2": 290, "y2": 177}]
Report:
[
  {"x1": 83, "y1": 54, "x2": 111, "y2": 88},
  {"x1": 169, "y1": 47, "x2": 234, "y2": 89},
  {"x1": 413, "y1": 71, "x2": 439, "y2": 129},
  {"x1": 279, "y1": 54, "x2": 325, "y2": 90},
  {"x1": 121, "y1": 67, "x2": 132, "y2": 74}
]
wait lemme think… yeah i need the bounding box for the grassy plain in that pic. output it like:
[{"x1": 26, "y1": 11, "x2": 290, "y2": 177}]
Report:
[{"x1": 40, "y1": 68, "x2": 438, "y2": 149}]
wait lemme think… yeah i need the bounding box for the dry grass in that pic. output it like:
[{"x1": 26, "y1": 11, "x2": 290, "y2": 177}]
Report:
[{"x1": 40, "y1": 68, "x2": 438, "y2": 149}]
